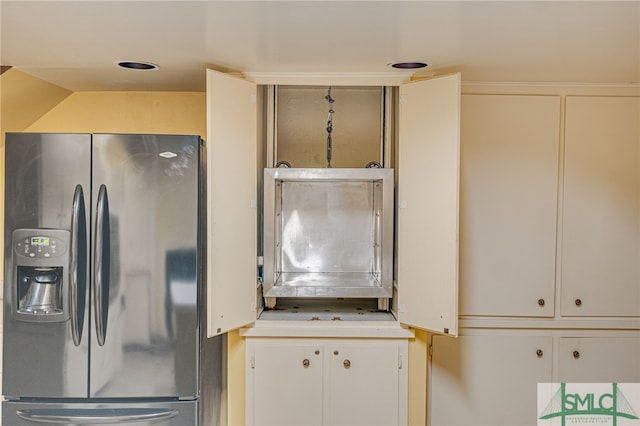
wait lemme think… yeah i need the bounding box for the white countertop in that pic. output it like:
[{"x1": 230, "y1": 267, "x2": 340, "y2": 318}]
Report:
[{"x1": 240, "y1": 319, "x2": 415, "y2": 339}]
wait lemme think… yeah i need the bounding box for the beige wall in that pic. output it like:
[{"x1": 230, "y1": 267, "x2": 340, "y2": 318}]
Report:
[
  {"x1": 26, "y1": 91, "x2": 206, "y2": 137},
  {"x1": 1, "y1": 68, "x2": 72, "y2": 136}
]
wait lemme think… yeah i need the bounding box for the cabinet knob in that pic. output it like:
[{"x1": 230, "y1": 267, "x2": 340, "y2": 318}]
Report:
[
  {"x1": 343, "y1": 359, "x2": 351, "y2": 369},
  {"x1": 536, "y1": 349, "x2": 544, "y2": 358},
  {"x1": 573, "y1": 351, "x2": 580, "y2": 359},
  {"x1": 303, "y1": 359, "x2": 310, "y2": 368},
  {"x1": 538, "y1": 299, "x2": 545, "y2": 307},
  {"x1": 575, "y1": 298, "x2": 582, "y2": 306}
]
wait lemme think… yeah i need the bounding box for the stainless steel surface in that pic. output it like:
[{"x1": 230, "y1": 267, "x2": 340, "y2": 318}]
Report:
[
  {"x1": 93, "y1": 184, "x2": 109, "y2": 347},
  {"x1": 4, "y1": 133, "x2": 91, "y2": 398},
  {"x1": 16, "y1": 408, "x2": 178, "y2": 423},
  {"x1": 90, "y1": 134, "x2": 200, "y2": 398},
  {"x1": 4, "y1": 400, "x2": 196, "y2": 425},
  {"x1": 263, "y1": 168, "x2": 394, "y2": 300},
  {"x1": 3, "y1": 133, "x2": 224, "y2": 425},
  {"x1": 70, "y1": 184, "x2": 88, "y2": 346}
]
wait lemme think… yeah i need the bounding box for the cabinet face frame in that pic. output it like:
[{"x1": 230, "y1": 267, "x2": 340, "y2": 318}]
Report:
[{"x1": 206, "y1": 70, "x2": 460, "y2": 336}]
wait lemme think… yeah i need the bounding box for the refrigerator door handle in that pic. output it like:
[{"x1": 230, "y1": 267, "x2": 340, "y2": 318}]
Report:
[
  {"x1": 93, "y1": 184, "x2": 110, "y2": 347},
  {"x1": 16, "y1": 408, "x2": 179, "y2": 424},
  {"x1": 70, "y1": 184, "x2": 87, "y2": 346}
]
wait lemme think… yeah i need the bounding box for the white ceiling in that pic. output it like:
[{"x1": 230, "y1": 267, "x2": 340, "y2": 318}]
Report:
[{"x1": 1, "y1": 1, "x2": 639, "y2": 91}]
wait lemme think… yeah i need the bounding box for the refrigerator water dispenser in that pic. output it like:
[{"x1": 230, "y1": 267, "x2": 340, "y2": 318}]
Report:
[
  {"x1": 11, "y1": 229, "x2": 70, "y2": 321},
  {"x1": 17, "y1": 266, "x2": 63, "y2": 314}
]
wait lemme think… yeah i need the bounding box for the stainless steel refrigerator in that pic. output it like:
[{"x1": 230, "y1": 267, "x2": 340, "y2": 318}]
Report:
[{"x1": 2, "y1": 133, "x2": 224, "y2": 425}]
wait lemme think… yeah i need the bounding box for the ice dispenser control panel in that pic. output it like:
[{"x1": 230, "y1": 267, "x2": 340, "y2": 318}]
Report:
[{"x1": 16, "y1": 235, "x2": 66, "y2": 259}]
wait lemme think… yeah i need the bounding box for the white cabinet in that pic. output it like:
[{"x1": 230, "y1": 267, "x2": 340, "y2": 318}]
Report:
[
  {"x1": 459, "y1": 94, "x2": 560, "y2": 317},
  {"x1": 245, "y1": 337, "x2": 408, "y2": 426},
  {"x1": 206, "y1": 70, "x2": 460, "y2": 426},
  {"x1": 428, "y1": 89, "x2": 639, "y2": 426},
  {"x1": 206, "y1": 69, "x2": 461, "y2": 336},
  {"x1": 558, "y1": 336, "x2": 640, "y2": 383},
  {"x1": 397, "y1": 74, "x2": 460, "y2": 335},
  {"x1": 430, "y1": 333, "x2": 553, "y2": 426},
  {"x1": 249, "y1": 340, "x2": 324, "y2": 426},
  {"x1": 562, "y1": 96, "x2": 640, "y2": 317},
  {"x1": 206, "y1": 70, "x2": 258, "y2": 335},
  {"x1": 456, "y1": 93, "x2": 640, "y2": 320},
  {"x1": 430, "y1": 332, "x2": 640, "y2": 426}
]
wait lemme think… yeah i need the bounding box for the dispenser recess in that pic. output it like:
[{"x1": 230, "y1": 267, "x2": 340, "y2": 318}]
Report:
[{"x1": 11, "y1": 229, "x2": 70, "y2": 322}]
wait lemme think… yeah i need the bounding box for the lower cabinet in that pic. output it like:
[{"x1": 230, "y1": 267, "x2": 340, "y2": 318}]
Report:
[
  {"x1": 429, "y1": 331, "x2": 640, "y2": 426},
  {"x1": 245, "y1": 337, "x2": 409, "y2": 426},
  {"x1": 430, "y1": 333, "x2": 553, "y2": 426}
]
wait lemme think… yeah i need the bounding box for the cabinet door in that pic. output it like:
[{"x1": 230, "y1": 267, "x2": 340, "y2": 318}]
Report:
[
  {"x1": 325, "y1": 340, "x2": 406, "y2": 426},
  {"x1": 431, "y1": 334, "x2": 553, "y2": 426},
  {"x1": 562, "y1": 96, "x2": 640, "y2": 316},
  {"x1": 397, "y1": 73, "x2": 460, "y2": 336},
  {"x1": 249, "y1": 340, "x2": 324, "y2": 426},
  {"x1": 558, "y1": 336, "x2": 640, "y2": 383},
  {"x1": 460, "y1": 95, "x2": 560, "y2": 316},
  {"x1": 206, "y1": 70, "x2": 258, "y2": 336}
]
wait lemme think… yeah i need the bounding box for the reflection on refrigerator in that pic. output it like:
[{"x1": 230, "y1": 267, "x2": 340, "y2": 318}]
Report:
[{"x1": 2, "y1": 133, "x2": 223, "y2": 425}]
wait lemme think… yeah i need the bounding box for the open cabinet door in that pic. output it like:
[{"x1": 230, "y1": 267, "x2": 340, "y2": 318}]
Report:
[
  {"x1": 207, "y1": 70, "x2": 258, "y2": 337},
  {"x1": 397, "y1": 73, "x2": 460, "y2": 336}
]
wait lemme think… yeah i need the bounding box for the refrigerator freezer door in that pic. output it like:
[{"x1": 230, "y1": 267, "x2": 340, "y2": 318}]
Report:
[
  {"x1": 89, "y1": 134, "x2": 200, "y2": 398},
  {"x1": 3, "y1": 133, "x2": 91, "y2": 398}
]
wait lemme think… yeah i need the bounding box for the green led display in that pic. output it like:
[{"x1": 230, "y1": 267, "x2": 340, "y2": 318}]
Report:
[{"x1": 31, "y1": 237, "x2": 50, "y2": 246}]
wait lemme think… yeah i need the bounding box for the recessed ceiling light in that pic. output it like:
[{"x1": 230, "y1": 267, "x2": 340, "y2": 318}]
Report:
[
  {"x1": 115, "y1": 61, "x2": 160, "y2": 71},
  {"x1": 389, "y1": 61, "x2": 429, "y2": 70}
]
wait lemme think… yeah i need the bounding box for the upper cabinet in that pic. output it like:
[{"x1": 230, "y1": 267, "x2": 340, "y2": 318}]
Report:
[
  {"x1": 562, "y1": 96, "x2": 640, "y2": 317},
  {"x1": 206, "y1": 70, "x2": 461, "y2": 337},
  {"x1": 206, "y1": 71, "x2": 258, "y2": 336},
  {"x1": 459, "y1": 95, "x2": 561, "y2": 317}
]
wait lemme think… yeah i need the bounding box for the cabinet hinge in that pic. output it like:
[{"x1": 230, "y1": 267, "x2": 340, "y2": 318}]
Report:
[
  {"x1": 428, "y1": 344, "x2": 434, "y2": 357},
  {"x1": 251, "y1": 355, "x2": 255, "y2": 370}
]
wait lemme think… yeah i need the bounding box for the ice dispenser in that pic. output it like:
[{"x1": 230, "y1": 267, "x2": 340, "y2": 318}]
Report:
[{"x1": 12, "y1": 229, "x2": 70, "y2": 321}]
